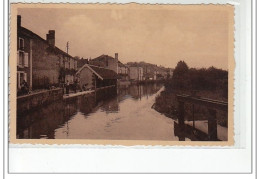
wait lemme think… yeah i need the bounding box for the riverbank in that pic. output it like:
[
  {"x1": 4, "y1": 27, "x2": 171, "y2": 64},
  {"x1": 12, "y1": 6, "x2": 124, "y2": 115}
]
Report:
[
  {"x1": 17, "y1": 88, "x2": 63, "y2": 115},
  {"x1": 63, "y1": 85, "x2": 116, "y2": 99},
  {"x1": 153, "y1": 87, "x2": 228, "y2": 127}
]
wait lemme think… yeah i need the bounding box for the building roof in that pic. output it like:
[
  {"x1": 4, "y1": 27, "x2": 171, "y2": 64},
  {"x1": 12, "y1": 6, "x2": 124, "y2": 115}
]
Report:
[
  {"x1": 88, "y1": 54, "x2": 115, "y2": 67},
  {"x1": 77, "y1": 58, "x2": 89, "y2": 68},
  {"x1": 88, "y1": 60, "x2": 106, "y2": 67},
  {"x1": 18, "y1": 26, "x2": 74, "y2": 59},
  {"x1": 76, "y1": 64, "x2": 118, "y2": 80},
  {"x1": 118, "y1": 61, "x2": 127, "y2": 68},
  {"x1": 90, "y1": 65, "x2": 118, "y2": 80},
  {"x1": 92, "y1": 54, "x2": 115, "y2": 61}
]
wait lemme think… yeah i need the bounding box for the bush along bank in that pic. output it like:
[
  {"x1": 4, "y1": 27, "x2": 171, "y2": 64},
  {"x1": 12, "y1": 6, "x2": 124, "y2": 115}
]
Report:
[{"x1": 153, "y1": 61, "x2": 228, "y2": 127}]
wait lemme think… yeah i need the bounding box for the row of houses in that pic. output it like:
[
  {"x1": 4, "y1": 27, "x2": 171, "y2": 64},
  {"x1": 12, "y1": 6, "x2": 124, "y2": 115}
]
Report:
[
  {"x1": 16, "y1": 15, "x2": 168, "y2": 96},
  {"x1": 17, "y1": 15, "x2": 78, "y2": 92},
  {"x1": 17, "y1": 15, "x2": 120, "y2": 95},
  {"x1": 85, "y1": 54, "x2": 166, "y2": 82}
]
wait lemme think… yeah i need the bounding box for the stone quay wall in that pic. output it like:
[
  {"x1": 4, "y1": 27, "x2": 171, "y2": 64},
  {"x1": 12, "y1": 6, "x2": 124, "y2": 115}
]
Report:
[{"x1": 17, "y1": 88, "x2": 63, "y2": 114}]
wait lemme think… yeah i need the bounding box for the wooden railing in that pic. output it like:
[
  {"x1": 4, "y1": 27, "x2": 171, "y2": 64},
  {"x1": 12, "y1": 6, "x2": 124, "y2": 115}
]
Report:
[{"x1": 176, "y1": 94, "x2": 228, "y2": 141}]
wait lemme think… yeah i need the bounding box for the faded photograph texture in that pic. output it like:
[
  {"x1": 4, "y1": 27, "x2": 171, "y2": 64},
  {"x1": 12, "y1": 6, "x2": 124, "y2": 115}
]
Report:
[{"x1": 13, "y1": 4, "x2": 233, "y2": 143}]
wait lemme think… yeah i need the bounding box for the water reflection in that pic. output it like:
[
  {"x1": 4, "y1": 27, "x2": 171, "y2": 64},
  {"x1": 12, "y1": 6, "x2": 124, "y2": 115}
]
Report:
[{"x1": 17, "y1": 83, "x2": 180, "y2": 140}]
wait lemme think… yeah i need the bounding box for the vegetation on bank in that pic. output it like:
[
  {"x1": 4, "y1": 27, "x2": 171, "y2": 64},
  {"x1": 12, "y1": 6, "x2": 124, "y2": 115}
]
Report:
[{"x1": 153, "y1": 61, "x2": 228, "y2": 127}]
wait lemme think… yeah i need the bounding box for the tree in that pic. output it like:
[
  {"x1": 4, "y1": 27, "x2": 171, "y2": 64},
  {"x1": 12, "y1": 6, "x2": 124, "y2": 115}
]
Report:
[
  {"x1": 173, "y1": 61, "x2": 189, "y2": 77},
  {"x1": 170, "y1": 61, "x2": 190, "y2": 89}
]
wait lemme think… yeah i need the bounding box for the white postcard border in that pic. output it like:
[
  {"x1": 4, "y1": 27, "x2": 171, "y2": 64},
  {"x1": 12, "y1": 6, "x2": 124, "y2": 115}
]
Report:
[{"x1": 6, "y1": 0, "x2": 253, "y2": 173}]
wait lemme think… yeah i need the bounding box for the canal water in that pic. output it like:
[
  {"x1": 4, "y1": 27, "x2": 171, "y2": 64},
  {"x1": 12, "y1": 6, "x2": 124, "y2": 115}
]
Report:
[{"x1": 17, "y1": 83, "x2": 182, "y2": 141}]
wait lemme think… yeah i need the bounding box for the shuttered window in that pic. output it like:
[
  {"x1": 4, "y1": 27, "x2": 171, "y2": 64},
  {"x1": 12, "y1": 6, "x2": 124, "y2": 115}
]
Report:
[
  {"x1": 19, "y1": 51, "x2": 24, "y2": 66},
  {"x1": 24, "y1": 73, "x2": 27, "y2": 82},
  {"x1": 19, "y1": 38, "x2": 24, "y2": 50},
  {"x1": 24, "y1": 53, "x2": 29, "y2": 67}
]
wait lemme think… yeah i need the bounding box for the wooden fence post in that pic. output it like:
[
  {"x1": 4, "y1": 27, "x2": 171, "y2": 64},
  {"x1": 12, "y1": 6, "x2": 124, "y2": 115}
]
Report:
[{"x1": 208, "y1": 108, "x2": 217, "y2": 141}]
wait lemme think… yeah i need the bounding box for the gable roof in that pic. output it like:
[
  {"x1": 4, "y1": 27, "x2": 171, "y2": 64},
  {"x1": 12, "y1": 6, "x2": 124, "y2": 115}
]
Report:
[
  {"x1": 92, "y1": 54, "x2": 115, "y2": 61},
  {"x1": 18, "y1": 26, "x2": 75, "y2": 59},
  {"x1": 90, "y1": 65, "x2": 118, "y2": 80},
  {"x1": 118, "y1": 61, "x2": 127, "y2": 68},
  {"x1": 76, "y1": 64, "x2": 118, "y2": 80},
  {"x1": 88, "y1": 54, "x2": 115, "y2": 67},
  {"x1": 88, "y1": 60, "x2": 106, "y2": 68}
]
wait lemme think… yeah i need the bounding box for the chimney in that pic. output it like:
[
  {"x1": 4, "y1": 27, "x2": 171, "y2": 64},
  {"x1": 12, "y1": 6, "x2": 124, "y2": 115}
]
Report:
[
  {"x1": 115, "y1": 53, "x2": 118, "y2": 61},
  {"x1": 17, "y1": 15, "x2": 21, "y2": 27},
  {"x1": 46, "y1": 30, "x2": 55, "y2": 47}
]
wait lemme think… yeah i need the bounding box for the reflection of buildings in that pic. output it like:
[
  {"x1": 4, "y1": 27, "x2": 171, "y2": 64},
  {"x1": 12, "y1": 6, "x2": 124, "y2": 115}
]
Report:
[
  {"x1": 128, "y1": 85, "x2": 143, "y2": 100},
  {"x1": 126, "y1": 83, "x2": 161, "y2": 100},
  {"x1": 17, "y1": 86, "x2": 120, "y2": 139},
  {"x1": 17, "y1": 99, "x2": 78, "y2": 139},
  {"x1": 117, "y1": 85, "x2": 130, "y2": 101},
  {"x1": 78, "y1": 95, "x2": 97, "y2": 116},
  {"x1": 79, "y1": 87, "x2": 119, "y2": 115},
  {"x1": 100, "y1": 97, "x2": 119, "y2": 113},
  {"x1": 17, "y1": 83, "x2": 162, "y2": 139}
]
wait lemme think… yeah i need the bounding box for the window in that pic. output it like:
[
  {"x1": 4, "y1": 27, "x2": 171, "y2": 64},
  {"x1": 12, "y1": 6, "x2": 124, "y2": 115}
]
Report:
[
  {"x1": 19, "y1": 38, "x2": 24, "y2": 50},
  {"x1": 17, "y1": 71, "x2": 27, "y2": 89},
  {"x1": 17, "y1": 51, "x2": 28, "y2": 67},
  {"x1": 74, "y1": 60, "x2": 77, "y2": 70},
  {"x1": 20, "y1": 73, "x2": 24, "y2": 86},
  {"x1": 69, "y1": 58, "x2": 73, "y2": 69},
  {"x1": 19, "y1": 51, "x2": 24, "y2": 66}
]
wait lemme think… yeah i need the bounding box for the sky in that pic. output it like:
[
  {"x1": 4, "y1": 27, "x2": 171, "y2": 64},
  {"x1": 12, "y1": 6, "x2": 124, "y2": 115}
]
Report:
[{"x1": 17, "y1": 5, "x2": 233, "y2": 69}]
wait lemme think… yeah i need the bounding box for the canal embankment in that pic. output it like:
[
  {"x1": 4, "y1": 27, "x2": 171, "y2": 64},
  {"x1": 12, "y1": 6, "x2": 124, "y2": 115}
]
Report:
[
  {"x1": 17, "y1": 88, "x2": 63, "y2": 114},
  {"x1": 17, "y1": 85, "x2": 117, "y2": 114},
  {"x1": 63, "y1": 85, "x2": 116, "y2": 99}
]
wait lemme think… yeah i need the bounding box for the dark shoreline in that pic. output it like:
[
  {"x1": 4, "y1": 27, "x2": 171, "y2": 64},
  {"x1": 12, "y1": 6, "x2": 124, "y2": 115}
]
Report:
[{"x1": 152, "y1": 86, "x2": 228, "y2": 127}]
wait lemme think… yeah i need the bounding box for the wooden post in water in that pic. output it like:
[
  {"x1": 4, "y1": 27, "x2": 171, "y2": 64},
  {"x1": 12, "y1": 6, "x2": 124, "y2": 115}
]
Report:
[
  {"x1": 177, "y1": 101, "x2": 185, "y2": 141},
  {"x1": 192, "y1": 104, "x2": 195, "y2": 128},
  {"x1": 208, "y1": 108, "x2": 217, "y2": 141},
  {"x1": 178, "y1": 101, "x2": 185, "y2": 126}
]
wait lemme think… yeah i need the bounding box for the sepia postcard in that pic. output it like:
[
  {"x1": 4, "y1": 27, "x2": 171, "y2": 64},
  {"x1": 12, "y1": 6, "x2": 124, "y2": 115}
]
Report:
[{"x1": 9, "y1": 3, "x2": 235, "y2": 146}]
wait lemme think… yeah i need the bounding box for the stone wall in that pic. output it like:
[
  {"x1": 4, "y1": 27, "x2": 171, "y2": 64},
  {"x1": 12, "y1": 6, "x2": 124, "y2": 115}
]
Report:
[{"x1": 17, "y1": 88, "x2": 63, "y2": 114}]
